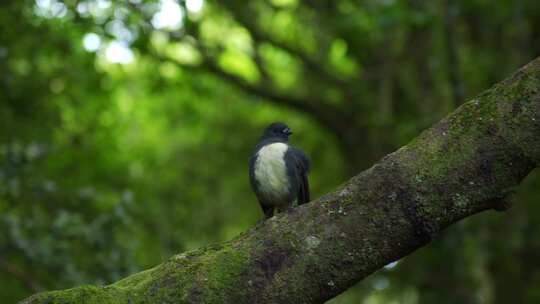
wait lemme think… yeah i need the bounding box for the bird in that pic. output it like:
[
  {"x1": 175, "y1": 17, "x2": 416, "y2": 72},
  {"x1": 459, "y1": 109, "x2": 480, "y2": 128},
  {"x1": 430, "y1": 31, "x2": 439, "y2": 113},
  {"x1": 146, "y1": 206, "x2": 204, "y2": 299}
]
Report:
[{"x1": 249, "y1": 122, "x2": 310, "y2": 219}]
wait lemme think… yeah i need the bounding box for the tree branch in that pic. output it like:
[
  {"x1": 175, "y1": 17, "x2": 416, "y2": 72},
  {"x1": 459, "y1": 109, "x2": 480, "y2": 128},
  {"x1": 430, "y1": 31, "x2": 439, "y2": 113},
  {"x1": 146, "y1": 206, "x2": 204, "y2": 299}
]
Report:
[
  {"x1": 154, "y1": 44, "x2": 348, "y2": 135},
  {"x1": 169, "y1": 11, "x2": 350, "y2": 135},
  {"x1": 21, "y1": 57, "x2": 540, "y2": 304},
  {"x1": 218, "y1": 2, "x2": 351, "y2": 89},
  {"x1": 200, "y1": 57, "x2": 343, "y2": 126}
]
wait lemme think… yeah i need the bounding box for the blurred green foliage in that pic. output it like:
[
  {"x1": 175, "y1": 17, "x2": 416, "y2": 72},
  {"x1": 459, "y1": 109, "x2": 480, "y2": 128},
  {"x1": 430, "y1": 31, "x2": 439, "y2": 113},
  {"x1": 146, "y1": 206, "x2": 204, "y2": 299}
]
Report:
[{"x1": 1, "y1": 0, "x2": 540, "y2": 303}]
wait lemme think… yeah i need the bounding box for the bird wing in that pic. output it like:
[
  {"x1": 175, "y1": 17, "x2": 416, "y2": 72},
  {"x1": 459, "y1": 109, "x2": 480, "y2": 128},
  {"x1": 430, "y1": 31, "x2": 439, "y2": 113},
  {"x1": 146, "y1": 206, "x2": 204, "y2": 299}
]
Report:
[{"x1": 287, "y1": 146, "x2": 310, "y2": 205}]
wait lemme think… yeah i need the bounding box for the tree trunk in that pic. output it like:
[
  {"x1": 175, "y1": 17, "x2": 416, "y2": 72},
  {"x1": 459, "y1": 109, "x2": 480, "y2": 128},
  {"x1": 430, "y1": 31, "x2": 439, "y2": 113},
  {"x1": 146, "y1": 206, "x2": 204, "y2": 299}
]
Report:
[{"x1": 21, "y1": 57, "x2": 540, "y2": 304}]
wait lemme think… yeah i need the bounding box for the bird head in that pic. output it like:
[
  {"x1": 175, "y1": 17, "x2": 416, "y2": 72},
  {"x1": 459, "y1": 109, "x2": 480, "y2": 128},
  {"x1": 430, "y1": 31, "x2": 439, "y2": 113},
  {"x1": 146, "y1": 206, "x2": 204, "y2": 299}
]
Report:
[{"x1": 261, "y1": 122, "x2": 293, "y2": 141}]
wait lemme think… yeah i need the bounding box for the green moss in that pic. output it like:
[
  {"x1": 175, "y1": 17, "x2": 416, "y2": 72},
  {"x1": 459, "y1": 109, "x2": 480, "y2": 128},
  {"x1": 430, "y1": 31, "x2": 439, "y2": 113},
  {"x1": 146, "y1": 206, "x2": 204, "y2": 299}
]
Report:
[
  {"x1": 193, "y1": 243, "x2": 250, "y2": 301},
  {"x1": 113, "y1": 267, "x2": 157, "y2": 289},
  {"x1": 22, "y1": 285, "x2": 129, "y2": 304}
]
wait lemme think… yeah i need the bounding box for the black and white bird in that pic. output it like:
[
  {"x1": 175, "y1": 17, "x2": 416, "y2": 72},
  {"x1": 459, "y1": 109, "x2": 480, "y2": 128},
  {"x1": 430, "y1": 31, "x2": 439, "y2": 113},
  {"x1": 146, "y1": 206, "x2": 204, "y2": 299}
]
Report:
[{"x1": 249, "y1": 122, "x2": 311, "y2": 219}]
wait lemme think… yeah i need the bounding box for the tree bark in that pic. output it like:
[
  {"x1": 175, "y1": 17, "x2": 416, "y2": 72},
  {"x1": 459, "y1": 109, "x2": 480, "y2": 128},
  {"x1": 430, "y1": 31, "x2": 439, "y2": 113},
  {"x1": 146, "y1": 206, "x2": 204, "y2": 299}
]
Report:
[{"x1": 21, "y1": 57, "x2": 540, "y2": 304}]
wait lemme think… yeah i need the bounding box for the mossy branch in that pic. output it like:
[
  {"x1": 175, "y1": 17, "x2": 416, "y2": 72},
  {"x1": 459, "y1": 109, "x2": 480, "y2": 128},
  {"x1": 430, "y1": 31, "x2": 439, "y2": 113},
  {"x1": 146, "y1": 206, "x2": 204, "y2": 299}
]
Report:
[{"x1": 21, "y1": 57, "x2": 540, "y2": 304}]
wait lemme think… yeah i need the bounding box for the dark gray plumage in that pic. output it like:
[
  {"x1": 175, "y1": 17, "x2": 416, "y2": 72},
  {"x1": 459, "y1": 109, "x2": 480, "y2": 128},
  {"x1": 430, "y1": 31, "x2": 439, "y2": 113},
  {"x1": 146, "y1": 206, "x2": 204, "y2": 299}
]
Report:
[{"x1": 249, "y1": 122, "x2": 310, "y2": 219}]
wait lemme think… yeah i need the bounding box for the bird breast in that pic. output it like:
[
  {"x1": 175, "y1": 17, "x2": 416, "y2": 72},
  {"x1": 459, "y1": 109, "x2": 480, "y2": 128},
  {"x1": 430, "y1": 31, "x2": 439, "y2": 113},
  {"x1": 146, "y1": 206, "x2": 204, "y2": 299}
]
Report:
[{"x1": 254, "y1": 143, "x2": 290, "y2": 202}]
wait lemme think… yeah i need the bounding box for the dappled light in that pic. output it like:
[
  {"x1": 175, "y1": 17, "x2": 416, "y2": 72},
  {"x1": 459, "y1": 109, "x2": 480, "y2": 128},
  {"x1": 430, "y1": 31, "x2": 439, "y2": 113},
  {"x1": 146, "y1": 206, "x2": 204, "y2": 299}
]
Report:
[
  {"x1": 151, "y1": 0, "x2": 184, "y2": 30},
  {"x1": 3, "y1": 1, "x2": 540, "y2": 303}
]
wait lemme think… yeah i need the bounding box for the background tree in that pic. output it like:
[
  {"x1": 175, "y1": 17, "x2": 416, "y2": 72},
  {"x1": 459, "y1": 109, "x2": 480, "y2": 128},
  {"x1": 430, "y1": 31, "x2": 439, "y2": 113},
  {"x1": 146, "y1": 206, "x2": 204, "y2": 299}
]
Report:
[{"x1": 1, "y1": 0, "x2": 540, "y2": 303}]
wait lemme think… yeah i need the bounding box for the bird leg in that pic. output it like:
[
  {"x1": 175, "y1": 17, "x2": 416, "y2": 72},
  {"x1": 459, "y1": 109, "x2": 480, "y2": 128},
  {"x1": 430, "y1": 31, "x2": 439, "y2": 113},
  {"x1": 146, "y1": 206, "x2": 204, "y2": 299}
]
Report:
[{"x1": 261, "y1": 204, "x2": 275, "y2": 219}]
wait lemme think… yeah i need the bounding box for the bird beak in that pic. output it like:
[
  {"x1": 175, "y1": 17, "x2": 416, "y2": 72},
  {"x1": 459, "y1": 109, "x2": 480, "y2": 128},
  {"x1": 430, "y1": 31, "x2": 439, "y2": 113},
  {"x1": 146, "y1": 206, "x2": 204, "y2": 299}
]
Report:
[{"x1": 284, "y1": 128, "x2": 292, "y2": 135}]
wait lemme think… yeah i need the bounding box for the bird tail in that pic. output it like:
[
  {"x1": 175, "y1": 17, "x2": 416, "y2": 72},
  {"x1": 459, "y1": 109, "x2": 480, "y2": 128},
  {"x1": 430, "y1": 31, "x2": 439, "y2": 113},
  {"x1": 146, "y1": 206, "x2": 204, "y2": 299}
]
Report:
[{"x1": 298, "y1": 172, "x2": 310, "y2": 205}]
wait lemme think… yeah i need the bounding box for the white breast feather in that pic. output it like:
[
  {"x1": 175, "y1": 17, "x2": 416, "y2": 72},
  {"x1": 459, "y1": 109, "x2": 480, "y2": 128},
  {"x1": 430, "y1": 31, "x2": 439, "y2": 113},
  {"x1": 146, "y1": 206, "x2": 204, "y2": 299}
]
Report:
[{"x1": 254, "y1": 143, "x2": 289, "y2": 203}]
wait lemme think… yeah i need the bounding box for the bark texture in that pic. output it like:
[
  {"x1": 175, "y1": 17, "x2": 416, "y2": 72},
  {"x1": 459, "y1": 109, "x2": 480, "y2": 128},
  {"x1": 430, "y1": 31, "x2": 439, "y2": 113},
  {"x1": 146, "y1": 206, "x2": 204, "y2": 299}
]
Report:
[{"x1": 21, "y1": 57, "x2": 540, "y2": 304}]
